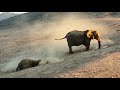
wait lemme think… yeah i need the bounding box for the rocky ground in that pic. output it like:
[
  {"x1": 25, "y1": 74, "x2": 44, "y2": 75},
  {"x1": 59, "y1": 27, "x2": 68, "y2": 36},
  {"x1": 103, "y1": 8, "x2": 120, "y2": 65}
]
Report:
[{"x1": 0, "y1": 17, "x2": 120, "y2": 78}]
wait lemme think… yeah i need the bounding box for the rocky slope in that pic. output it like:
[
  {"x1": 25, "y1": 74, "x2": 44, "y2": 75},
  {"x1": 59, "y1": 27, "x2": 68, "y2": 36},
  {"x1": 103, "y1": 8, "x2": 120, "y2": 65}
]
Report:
[{"x1": 0, "y1": 12, "x2": 17, "y2": 21}]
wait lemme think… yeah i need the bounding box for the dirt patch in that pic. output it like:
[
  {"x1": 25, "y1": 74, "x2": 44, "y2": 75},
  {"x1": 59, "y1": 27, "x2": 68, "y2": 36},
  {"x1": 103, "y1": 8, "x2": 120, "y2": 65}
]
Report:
[{"x1": 55, "y1": 52, "x2": 120, "y2": 78}]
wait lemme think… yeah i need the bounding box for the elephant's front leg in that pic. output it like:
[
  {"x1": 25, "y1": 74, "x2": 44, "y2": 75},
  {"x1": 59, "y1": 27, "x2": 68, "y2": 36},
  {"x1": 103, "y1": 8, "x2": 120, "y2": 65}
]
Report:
[
  {"x1": 84, "y1": 42, "x2": 90, "y2": 51},
  {"x1": 84, "y1": 39, "x2": 91, "y2": 51}
]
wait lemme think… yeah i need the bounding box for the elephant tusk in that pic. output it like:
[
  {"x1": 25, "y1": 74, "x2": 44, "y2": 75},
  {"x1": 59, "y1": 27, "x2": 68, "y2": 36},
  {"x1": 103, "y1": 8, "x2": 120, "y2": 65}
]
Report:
[{"x1": 92, "y1": 36, "x2": 94, "y2": 40}]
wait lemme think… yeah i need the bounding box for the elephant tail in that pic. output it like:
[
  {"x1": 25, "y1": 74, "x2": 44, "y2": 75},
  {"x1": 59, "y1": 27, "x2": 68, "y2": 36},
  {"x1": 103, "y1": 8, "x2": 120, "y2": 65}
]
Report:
[{"x1": 55, "y1": 36, "x2": 66, "y2": 40}]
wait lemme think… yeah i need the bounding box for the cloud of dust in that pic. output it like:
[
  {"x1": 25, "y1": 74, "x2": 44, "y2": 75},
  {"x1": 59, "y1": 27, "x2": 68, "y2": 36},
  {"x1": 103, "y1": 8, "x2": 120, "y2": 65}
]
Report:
[
  {"x1": 38, "y1": 12, "x2": 113, "y2": 49},
  {"x1": 22, "y1": 12, "x2": 114, "y2": 59},
  {"x1": 0, "y1": 12, "x2": 115, "y2": 72},
  {"x1": 0, "y1": 60, "x2": 20, "y2": 72}
]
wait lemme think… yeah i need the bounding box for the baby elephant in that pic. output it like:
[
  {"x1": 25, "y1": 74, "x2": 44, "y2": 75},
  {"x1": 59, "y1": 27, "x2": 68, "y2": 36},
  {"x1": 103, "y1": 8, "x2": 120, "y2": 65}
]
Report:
[{"x1": 16, "y1": 59, "x2": 41, "y2": 71}]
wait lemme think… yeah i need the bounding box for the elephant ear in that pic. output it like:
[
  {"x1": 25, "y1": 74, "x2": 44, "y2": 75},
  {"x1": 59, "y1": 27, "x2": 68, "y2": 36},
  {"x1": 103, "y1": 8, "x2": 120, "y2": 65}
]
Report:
[
  {"x1": 94, "y1": 30, "x2": 100, "y2": 37},
  {"x1": 86, "y1": 30, "x2": 94, "y2": 39},
  {"x1": 97, "y1": 31, "x2": 100, "y2": 38},
  {"x1": 93, "y1": 30, "x2": 102, "y2": 42}
]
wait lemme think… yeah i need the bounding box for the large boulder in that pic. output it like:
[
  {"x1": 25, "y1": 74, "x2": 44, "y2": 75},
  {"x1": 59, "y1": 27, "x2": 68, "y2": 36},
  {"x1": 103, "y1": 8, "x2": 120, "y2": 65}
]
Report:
[{"x1": 16, "y1": 59, "x2": 41, "y2": 71}]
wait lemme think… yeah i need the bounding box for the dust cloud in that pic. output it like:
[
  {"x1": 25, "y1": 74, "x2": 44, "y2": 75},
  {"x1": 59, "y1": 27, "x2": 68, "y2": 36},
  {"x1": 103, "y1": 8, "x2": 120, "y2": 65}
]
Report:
[{"x1": 0, "y1": 12, "x2": 114, "y2": 72}]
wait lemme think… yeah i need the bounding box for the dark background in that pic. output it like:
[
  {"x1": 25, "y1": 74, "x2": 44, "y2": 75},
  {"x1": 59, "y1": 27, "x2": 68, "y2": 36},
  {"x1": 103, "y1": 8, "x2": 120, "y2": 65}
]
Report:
[{"x1": 0, "y1": 0, "x2": 119, "y2": 11}]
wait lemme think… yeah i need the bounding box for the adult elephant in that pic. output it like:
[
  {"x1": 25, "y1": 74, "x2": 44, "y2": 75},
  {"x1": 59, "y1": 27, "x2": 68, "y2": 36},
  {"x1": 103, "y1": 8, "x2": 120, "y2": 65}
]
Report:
[{"x1": 55, "y1": 30, "x2": 101, "y2": 54}]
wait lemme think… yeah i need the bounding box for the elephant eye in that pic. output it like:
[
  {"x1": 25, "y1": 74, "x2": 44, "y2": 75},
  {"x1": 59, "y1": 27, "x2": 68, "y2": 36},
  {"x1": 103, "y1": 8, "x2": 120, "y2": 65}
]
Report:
[{"x1": 92, "y1": 32, "x2": 95, "y2": 35}]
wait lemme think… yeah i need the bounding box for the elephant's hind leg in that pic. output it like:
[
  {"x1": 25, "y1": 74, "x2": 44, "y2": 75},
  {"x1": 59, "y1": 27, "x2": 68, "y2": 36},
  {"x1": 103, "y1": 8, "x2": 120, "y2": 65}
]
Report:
[{"x1": 68, "y1": 45, "x2": 74, "y2": 54}]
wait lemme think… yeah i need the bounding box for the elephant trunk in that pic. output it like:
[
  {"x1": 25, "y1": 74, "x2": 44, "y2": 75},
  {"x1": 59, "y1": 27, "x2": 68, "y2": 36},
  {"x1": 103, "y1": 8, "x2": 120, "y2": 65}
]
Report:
[
  {"x1": 98, "y1": 41, "x2": 101, "y2": 49},
  {"x1": 97, "y1": 37, "x2": 101, "y2": 49}
]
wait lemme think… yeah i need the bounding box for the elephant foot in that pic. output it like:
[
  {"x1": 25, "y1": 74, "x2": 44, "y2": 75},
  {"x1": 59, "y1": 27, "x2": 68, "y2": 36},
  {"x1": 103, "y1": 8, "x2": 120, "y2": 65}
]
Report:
[
  {"x1": 85, "y1": 49, "x2": 89, "y2": 51},
  {"x1": 69, "y1": 51, "x2": 74, "y2": 54}
]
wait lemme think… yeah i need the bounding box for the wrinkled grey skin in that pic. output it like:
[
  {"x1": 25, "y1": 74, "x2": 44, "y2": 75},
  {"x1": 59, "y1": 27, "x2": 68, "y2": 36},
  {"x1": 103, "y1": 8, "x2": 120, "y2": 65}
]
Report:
[
  {"x1": 55, "y1": 30, "x2": 101, "y2": 54},
  {"x1": 16, "y1": 59, "x2": 41, "y2": 71}
]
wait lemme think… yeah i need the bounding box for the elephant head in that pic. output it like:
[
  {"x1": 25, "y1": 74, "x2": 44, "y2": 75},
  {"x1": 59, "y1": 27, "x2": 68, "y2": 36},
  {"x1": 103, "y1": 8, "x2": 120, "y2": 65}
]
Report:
[{"x1": 86, "y1": 30, "x2": 101, "y2": 49}]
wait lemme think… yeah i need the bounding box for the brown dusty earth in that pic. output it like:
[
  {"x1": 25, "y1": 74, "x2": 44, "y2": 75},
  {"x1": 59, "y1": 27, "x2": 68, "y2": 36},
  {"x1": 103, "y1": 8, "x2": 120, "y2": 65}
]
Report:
[
  {"x1": 0, "y1": 17, "x2": 120, "y2": 78},
  {"x1": 55, "y1": 52, "x2": 120, "y2": 78}
]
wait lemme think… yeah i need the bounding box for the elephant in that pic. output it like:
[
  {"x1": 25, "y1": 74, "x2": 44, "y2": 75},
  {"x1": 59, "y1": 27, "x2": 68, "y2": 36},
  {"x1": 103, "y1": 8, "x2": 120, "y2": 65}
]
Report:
[
  {"x1": 16, "y1": 59, "x2": 41, "y2": 71},
  {"x1": 55, "y1": 30, "x2": 101, "y2": 54}
]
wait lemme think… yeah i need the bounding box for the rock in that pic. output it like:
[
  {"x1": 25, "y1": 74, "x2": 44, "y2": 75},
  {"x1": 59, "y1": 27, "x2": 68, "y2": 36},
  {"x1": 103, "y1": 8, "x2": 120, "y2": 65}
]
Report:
[
  {"x1": 116, "y1": 30, "x2": 120, "y2": 31},
  {"x1": 16, "y1": 59, "x2": 41, "y2": 71}
]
